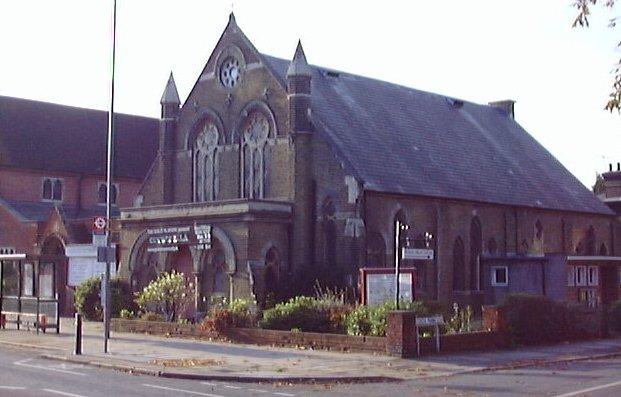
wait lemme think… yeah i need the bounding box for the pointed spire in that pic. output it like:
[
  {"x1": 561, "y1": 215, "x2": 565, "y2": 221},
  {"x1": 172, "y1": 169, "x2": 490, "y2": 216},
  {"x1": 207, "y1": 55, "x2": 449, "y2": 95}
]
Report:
[
  {"x1": 287, "y1": 40, "x2": 312, "y2": 77},
  {"x1": 160, "y1": 72, "x2": 180, "y2": 105},
  {"x1": 228, "y1": 11, "x2": 236, "y2": 26}
]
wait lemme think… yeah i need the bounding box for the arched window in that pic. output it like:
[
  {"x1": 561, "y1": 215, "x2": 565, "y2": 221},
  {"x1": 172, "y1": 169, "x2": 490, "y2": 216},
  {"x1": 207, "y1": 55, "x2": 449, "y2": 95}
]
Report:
[
  {"x1": 453, "y1": 236, "x2": 465, "y2": 291},
  {"x1": 42, "y1": 179, "x2": 52, "y2": 200},
  {"x1": 586, "y1": 226, "x2": 596, "y2": 255},
  {"x1": 98, "y1": 183, "x2": 118, "y2": 205},
  {"x1": 241, "y1": 112, "x2": 269, "y2": 199},
  {"x1": 52, "y1": 179, "x2": 63, "y2": 201},
  {"x1": 366, "y1": 232, "x2": 386, "y2": 267},
  {"x1": 322, "y1": 198, "x2": 337, "y2": 269},
  {"x1": 487, "y1": 238, "x2": 498, "y2": 255},
  {"x1": 194, "y1": 122, "x2": 220, "y2": 201},
  {"x1": 533, "y1": 220, "x2": 544, "y2": 254},
  {"x1": 469, "y1": 217, "x2": 482, "y2": 290},
  {"x1": 599, "y1": 243, "x2": 608, "y2": 256},
  {"x1": 265, "y1": 247, "x2": 281, "y2": 296}
]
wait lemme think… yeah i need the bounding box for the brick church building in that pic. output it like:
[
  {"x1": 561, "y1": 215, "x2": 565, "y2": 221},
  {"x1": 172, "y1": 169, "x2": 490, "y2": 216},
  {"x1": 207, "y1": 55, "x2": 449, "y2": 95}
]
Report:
[
  {"x1": 116, "y1": 14, "x2": 619, "y2": 313},
  {"x1": 0, "y1": 96, "x2": 158, "y2": 314}
]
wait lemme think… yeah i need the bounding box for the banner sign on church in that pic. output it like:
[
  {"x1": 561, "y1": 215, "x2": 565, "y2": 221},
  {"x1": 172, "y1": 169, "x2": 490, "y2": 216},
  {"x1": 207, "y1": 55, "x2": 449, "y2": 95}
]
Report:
[{"x1": 146, "y1": 224, "x2": 212, "y2": 253}]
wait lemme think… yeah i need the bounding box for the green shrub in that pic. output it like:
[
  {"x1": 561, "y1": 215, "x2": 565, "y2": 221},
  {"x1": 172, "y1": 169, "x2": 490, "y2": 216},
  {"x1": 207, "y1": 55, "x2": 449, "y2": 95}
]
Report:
[
  {"x1": 135, "y1": 271, "x2": 194, "y2": 322},
  {"x1": 119, "y1": 309, "x2": 135, "y2": 319},
  {"x1": 344, "y1": 300, "x2": 442, "y2": 337},
  {"x1": 499, "y1": 293, "x2": 591, "y2": 345},
  {"x1": 74, "y1": 277, "x2": 136, "y2": 321},
  {"x1": 609, "y1": 299, "x2": 621, "y2": 333},
  {"x1": 140, "y1": 311, "x2": 166, "y2": 322},
  {"x1": 259, "y1": 296, "x2": 352, "y2": 333}
]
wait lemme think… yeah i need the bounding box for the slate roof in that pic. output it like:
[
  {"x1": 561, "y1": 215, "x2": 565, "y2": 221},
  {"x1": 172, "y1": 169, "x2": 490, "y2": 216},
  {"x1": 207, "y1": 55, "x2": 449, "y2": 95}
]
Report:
[
  {"x1": 0, "y1": 96, "x2": 158, "y2": 179},
  {"x1": 0, "y1": 197, "x2": 119, "y2": 222},
  {"x1": 263, "y1": 55, "x2": 613, "y2": 216}
]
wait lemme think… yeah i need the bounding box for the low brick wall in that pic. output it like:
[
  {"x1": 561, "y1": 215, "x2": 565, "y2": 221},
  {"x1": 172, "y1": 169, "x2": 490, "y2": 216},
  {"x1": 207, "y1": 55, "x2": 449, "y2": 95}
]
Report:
[
  {"x1": 417, "y1": 331, "x2": 510, "y2": 355},
  {"x1": 111, "y1": 318, "x2": 509, "y2": 356},
  {"x1": 226, "y1": 327, "x2": 386, "y2": 353}
]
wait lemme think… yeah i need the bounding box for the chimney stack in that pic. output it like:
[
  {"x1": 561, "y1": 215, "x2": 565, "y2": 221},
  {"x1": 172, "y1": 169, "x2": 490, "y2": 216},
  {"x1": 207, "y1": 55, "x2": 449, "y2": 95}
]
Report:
[{"x1": 489, "y1": 100, "x2": 515, "y2": 119}]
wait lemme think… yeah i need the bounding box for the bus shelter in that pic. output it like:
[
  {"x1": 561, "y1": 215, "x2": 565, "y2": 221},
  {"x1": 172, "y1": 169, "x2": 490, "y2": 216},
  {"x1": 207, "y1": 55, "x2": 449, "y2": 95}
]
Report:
[{"x1": 0, "y1": 253, "x2": 60, "y2": 333}]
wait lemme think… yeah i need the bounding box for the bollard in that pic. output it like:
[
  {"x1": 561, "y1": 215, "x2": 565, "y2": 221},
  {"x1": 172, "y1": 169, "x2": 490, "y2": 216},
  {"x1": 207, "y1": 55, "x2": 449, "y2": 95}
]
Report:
[
  {"x1": 39, "y1": 314, "x2": 47, "y2": 334},
  {"x1": 0, "y1": 314, "x2": 5, "y2": 329},
  {"x1": 74, "y1": 313, "x2": 82, "y2": 355}
]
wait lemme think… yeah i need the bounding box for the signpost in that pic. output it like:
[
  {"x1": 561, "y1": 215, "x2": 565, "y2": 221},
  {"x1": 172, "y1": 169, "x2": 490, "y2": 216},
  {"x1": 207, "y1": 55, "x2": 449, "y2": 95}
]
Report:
[{"x1": 402, "y1": 248, "x2": 434, "y2": 260}]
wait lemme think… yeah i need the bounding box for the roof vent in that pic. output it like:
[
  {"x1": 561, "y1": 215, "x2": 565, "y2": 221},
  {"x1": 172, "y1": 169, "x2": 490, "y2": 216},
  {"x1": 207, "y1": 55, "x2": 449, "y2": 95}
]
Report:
[{"x1": 323, "y1": 70, "x2": 340, "y2": 78}]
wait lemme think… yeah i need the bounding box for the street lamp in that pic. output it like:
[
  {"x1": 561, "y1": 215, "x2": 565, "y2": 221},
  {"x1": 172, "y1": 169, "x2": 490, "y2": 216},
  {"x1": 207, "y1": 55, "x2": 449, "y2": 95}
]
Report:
[
  {"x1": 103, "y1": 0, "x2": 118, "y2": 354},
  {"x1": 394, "y1": 220, "x2": 409, "y2": 310}
]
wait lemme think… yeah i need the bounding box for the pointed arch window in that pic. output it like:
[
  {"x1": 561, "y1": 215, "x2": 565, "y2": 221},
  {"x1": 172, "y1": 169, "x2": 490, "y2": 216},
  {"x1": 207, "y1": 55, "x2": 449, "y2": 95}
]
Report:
[
  {"x1": 241, "y1": 112, "x2": 269, "y2": 199},
  {"x1": 322, "y1": 198, "x2": 337, "y2": 269},
  {"x1": 453, "y1": 236, "x2": 465, "y2": 291},
  {"x1": 194, "y1": 122, "x2": 220, "y2": 202},
  {"x1": 469, "y1": 217, "x2": 482, "y2": 290},
  {"x1": 533, "y1": 219, "x2": 544, "y2": 254},
  {"x1": 42, "y1": 177, "x2": 62, "y2": 201},
  {"x1": 366, "y1": 232, "x2": 386, "y2": 268}
]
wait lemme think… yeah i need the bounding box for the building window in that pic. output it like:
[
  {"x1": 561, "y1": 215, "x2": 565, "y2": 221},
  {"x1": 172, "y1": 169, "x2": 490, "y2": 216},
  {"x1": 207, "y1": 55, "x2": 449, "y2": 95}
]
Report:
[
  {"x1": 579, "y1": 289, "x2": 599, "y2": 308},
  {"x1": 98, "y1": 183, "x2": 118, "y2": 205},
  {"x1": 575, "y1": 266, "x2": 587, "y2": 286},
  {"x1": 366, "y1": 232, "x2": 386, "y2": 268},
  {"x1": 194, "y1": 122, "x2": 220, "y2": 202},
  {"x1": 42, "y1": 178, "x2": 63, "y2": 201},
  {"x1": 587, "y1": 266, "x2": 599, "y2": 286},
  {"x1": 452, "y1": 237, "x2": 466, "y2": 291},
  {"x1": 470, "y1": 217, "x2": 482, "y2": 290},
  {"x1": 491, "y1": 266, "x2": 508, "y2": 287},
  {"x1": 241, "y1": 112, "x2": 269, "y2": 199}
]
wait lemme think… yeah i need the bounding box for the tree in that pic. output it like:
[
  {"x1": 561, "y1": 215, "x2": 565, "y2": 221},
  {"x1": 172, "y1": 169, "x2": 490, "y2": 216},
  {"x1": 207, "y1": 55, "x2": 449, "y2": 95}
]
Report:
[
  {"x1": 592, "y1": 172, "x2": 606, "y2": 194},
  {"x1": 572, "y1": 0, "x2": 621, "y2": 112}
]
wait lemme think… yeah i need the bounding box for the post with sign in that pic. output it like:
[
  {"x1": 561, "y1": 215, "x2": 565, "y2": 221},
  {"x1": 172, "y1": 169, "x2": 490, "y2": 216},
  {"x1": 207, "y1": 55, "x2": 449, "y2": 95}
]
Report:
[{"x1": 394, "y1": 220, "x2": 409, "y2": 310}]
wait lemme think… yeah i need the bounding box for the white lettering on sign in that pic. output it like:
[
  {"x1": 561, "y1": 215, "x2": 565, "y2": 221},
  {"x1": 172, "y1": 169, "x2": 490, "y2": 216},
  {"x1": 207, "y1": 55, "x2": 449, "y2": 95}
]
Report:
[
  {"x1": 402, "y1": 248, "x2": 434, "y2": 260},
  {"x1": 416, "y1": 315, "x2": 445, "y2": 326}
]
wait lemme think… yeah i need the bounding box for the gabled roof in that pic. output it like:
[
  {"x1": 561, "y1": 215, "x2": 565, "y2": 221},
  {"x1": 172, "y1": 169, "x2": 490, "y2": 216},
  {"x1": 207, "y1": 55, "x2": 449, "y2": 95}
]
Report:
[
  {"x1": 0, "y1": 197, "x2": 119, "y2": 222},
  {"x1": 0, "y1": 96, "x2": 158, "y2": 179},
  {"x1": 263, "y1": 55, "x2": 613, "y2": 216}
]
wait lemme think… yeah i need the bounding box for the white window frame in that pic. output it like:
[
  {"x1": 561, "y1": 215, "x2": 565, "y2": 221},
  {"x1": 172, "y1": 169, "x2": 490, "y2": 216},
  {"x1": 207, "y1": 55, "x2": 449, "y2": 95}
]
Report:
[
  {"x1": 491, "y1": 266, "x2": 509, "y2": 287},
  {"x1": 575, "y1": 265, "x2": 587, "y2": 287},
  {"x1": 587, "y1": 266, "x2": 599, "y2": 286},
  {"x1": 42, "y1": 177, "x2": 63, "y2": 202}
]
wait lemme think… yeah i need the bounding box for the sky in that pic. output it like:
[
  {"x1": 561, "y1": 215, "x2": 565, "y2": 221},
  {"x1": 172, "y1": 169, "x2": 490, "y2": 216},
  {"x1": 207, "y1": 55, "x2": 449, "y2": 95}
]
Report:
[{"x1": 0, "y1": 0, "x2": 619, "y2": 188}]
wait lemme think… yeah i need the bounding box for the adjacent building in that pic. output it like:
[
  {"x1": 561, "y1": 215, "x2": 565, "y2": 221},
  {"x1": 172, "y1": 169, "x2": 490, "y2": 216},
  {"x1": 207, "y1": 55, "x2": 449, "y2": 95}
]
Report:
[{"x1": 0, "y1": 96, "x2": 158, "y2": 314}]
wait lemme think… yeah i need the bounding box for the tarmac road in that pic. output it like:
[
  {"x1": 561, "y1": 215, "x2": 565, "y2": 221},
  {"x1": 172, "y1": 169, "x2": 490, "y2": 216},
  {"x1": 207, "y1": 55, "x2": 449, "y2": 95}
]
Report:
[
  {"x1": 2, "y1": 344, "x2": 621, "y2": 396},
  {"x1": 0, "y1": 346, "x2": 300, "y2": 397}
]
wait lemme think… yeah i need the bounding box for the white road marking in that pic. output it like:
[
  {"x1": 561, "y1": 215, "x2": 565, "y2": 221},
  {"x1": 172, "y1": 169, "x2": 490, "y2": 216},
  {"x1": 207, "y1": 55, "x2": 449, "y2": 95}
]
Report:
[
  {"x1": 0, "y1": 386, "x2": 26, "y2": 390},
  {"x1": 42, "y1": 389, "x2": 88, "y2": 397},
  {"x1": 14, "y1": 359, "x2": 85, "y2": 376},
  {"x1": 201, "y1": 382, "x2": 218, "y2": 386},
  {"x1": 247, "y1": 389, "x2": 268, "y2": 394},
  {"x1": 554, "y1": 380, "x2": 621, "y2": 397},
  {"x1": 223, "y1": 385, "x2": 242, "y2": 389},
  {"x1": 274, "y1": 393, "x2": 295, "y2": 397},
  {"x1": 142, "y1": 384, "x2": 226, "y2": 397}
]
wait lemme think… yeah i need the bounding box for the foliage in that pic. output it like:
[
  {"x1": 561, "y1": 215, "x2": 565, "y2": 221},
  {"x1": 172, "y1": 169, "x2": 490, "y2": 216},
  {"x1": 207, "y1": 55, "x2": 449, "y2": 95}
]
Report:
[
  {"x1": 74, "y1": 277, "x2": 136, "y2": 321},
  {"x1": 500, "y1": 293, "x2": 593, "y2": 344},
  {"x1": 344, "y1": 300, "x2": 444, "y2": 337},
  {"x1": 259, "y1": 295, "x2": 353, "y2": 333},
  {"x1": 572, "y1": 0, "x2": 621, "y2": 112},
  {"x1": 135, "y1": 271, "x2": 194, "y2": 322},
  {"x1": 609, "y1": 299, "x2": 621, "y2": 332},
  {"x1": 119, "y1": 309, "x2": 135, "y2": 319},
  {"x1": 200, "y1": 298, "x2": 254, "y2": 334}
]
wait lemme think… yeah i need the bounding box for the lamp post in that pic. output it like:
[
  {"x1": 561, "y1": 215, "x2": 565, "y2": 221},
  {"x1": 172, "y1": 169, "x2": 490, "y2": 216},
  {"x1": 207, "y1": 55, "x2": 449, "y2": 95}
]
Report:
[
  {"x1": 394, "y1": 220, "x2": 409, "y2": 310},
  {"x1": 103, "y1": 0, "x2": 118, "y2": 354}
]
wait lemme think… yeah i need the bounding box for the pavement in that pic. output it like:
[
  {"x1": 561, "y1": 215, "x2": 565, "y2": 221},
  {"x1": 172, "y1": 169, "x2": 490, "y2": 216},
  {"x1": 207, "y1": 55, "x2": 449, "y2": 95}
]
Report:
[{"x1": 1, "y1": 318, "x2": 621, "y2": 384}]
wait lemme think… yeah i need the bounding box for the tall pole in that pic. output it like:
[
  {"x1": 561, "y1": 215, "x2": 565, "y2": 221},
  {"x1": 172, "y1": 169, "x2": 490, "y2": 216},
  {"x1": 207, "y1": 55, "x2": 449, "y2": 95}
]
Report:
[
  {"x1": 394, "y1": 221, "x2": 401, "y2": 310},
  {"x1": 104, "y1": 0, "x2": 117, "y2": 354}
]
